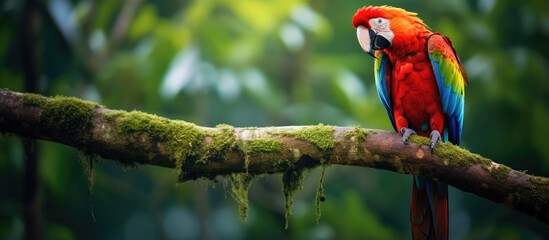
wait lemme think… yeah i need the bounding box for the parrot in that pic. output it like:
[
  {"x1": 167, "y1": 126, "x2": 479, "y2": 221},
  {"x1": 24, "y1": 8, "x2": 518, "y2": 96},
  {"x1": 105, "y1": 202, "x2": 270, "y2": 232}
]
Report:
[{"x1": 352, "y1": 5, "x2": 468, "y2": 240}]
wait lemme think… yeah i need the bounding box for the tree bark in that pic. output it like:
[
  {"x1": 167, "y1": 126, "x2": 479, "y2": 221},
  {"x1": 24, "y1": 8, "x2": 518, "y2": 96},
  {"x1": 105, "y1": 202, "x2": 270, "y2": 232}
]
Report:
[{"x1": 0, "y1": 88, "x2": 548, "y2": 225}]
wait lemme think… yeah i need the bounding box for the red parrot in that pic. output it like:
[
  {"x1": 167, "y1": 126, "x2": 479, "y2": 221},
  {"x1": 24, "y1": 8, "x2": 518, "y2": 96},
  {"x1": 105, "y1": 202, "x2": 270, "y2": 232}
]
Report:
[{"x1": 352, "y1": 6, "x2": 468, "y2": 240}]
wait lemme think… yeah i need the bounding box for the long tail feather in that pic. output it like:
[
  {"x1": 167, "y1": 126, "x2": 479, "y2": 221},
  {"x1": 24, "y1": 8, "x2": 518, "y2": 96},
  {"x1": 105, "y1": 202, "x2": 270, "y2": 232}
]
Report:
[{"x1": 411, "y1": 176, "x2": 448, "y2": 240}]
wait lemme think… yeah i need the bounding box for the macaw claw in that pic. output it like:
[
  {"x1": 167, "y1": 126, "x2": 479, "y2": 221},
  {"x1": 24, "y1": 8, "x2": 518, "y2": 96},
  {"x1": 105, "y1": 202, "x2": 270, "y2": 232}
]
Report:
[
  {"x1": 400, "y1": 127, "x2": 417, "y2": 145},
  {"x1": 430, "y1": 130, "x2": 441, "y2": 153}
]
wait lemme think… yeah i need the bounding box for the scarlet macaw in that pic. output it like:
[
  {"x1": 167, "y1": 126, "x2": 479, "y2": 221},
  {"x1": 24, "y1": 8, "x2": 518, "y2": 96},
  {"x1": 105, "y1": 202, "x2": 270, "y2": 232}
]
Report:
[{"x1": 352, "y1": 6, "x2": 468, "y2": 240}]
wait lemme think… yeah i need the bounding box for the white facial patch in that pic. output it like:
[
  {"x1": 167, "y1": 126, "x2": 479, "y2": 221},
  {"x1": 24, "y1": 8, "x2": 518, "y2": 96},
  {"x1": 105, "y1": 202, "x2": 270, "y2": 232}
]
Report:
[{"x1": 369, "y1": 18, "x2": 394, "y2": 44}]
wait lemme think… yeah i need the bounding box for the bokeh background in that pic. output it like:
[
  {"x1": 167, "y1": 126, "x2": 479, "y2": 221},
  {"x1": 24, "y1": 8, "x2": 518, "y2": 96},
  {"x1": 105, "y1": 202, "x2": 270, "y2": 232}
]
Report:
[{"x1": 1, "y1": 0, "x2": 549, "y2": 239}]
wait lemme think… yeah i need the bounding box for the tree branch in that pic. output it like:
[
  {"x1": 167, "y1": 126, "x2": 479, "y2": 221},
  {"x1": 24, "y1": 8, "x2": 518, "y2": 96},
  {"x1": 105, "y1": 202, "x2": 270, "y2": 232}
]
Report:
[{"x1": 1, "y1": 88, "x2": 548, "y2": 225}]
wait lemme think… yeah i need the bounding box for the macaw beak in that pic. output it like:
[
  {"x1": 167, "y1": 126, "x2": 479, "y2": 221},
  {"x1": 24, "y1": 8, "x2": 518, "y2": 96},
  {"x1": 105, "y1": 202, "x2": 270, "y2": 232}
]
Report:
[
  {"x1": 356, "y1": 25, "x2": 393, "y2": 58},
  {"x1": 356, "y1": 26, "x2": 376, "y2": 57}
]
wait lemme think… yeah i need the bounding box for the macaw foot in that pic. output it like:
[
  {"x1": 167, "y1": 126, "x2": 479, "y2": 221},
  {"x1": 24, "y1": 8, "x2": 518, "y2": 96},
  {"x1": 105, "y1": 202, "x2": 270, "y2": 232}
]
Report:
[
  {"x1": 430, "y1": 130, "x2": 442, "y2": 153},
  {"x1": 400, "y1": 127, "x2": 417, "y2": 145}
]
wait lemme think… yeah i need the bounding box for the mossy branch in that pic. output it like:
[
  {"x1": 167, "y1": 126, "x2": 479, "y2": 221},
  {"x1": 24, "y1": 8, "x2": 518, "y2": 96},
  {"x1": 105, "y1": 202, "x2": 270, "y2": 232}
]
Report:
[{"x1": 1, "y1": 88, "x2": 548, "y2": 225}]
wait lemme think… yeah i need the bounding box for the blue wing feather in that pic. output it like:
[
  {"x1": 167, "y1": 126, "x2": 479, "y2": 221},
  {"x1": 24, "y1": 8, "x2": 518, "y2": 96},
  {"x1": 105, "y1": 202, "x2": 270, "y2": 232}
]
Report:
[{"x1": 427, "y1": 34, "x2": 467, "y2": 145}]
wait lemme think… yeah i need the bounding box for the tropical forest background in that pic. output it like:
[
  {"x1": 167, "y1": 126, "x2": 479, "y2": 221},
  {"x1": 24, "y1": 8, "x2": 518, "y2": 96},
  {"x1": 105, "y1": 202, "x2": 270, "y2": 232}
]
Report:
[{"x1": 1, "y1": 0, "x2": 549, "y2": 239}]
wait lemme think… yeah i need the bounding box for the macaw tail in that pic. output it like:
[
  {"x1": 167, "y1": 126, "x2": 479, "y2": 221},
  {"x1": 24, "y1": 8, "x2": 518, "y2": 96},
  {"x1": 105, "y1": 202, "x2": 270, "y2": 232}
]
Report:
[{"x1": 411, "y1": 176, "x2": 448, "y2": 240}]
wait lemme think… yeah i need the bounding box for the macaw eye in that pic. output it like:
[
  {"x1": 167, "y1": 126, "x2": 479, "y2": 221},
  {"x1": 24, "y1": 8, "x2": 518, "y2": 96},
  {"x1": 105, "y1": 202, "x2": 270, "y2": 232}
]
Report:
[
  {"x1": 369, "y1": 18, "x2": 389, "y2": 31},
  {"x1": 370, "y1": 18, "x2": 386, "y2": 25}
]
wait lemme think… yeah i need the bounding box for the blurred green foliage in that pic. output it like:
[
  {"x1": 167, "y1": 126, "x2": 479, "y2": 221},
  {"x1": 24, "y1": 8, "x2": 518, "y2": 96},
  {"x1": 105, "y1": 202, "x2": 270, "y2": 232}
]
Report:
[{"x1": 1, "y1": 0, "x2": 549, "y2": 239}]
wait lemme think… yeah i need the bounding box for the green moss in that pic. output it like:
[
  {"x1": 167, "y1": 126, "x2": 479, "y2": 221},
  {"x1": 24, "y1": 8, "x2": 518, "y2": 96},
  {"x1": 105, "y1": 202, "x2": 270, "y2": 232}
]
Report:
[
  {"x1": 529, "y1": 176, "x2": 549, "y2": 185},
  {"x1": 343, "y1": 126, "x2": 370, "y2": 141},
  {"x1": 491, "y1": 164, "x2": 512, "y2": 183},
  {"x1": 409, "y1": 135, "x2": 491, "y2": 169},
  {"x1": 230, "y1": 173, "x2": 254, "y2": 222},
  {"x1": 247, "y1": 138, "x2": 283, "y2": 153},
  {"x1": 39, "y1": 96, "x2": 100, "y2": 137},
  {"x1": 21, "y1": 93, "x2": 47, "y2": 106},
  {"x1": 431, "y1": 141, "x2": 491, "y2": 168},
  {"x1": 343, "y1": 127, "x2": 370, "y2": 155},
  {"x1": 410, "y1": 135, "x2": 492, "y2": 168},
  {"x1": 527, "y1": 176, "x2": 549, "y2": 212},
  {"x1": 291, "y1": 148, "x2": 300, "y2": 156},
  {"x1": 242, "y1": 138, "x2": 283, "y2": 172},
  {"x1": 271, "y1": 159, "x2": 293, "y2": 173},
  {"x1": 105, "y1": 110, "x2": 204, "y2": 178},
  {"x1": 216, "y1": 124, "x2": 235, "y2": 131},
  {"x1": 284, "y1": 124, "x2": 337, "y2": 150},
  {"x1": 281, "y1": 168, "x2": 306, "y2": 229},
  {"x1": 409, "y1": 135, "x2": 431, "y2": 146},
  {"x1": 201, "y1": 124, "x2": 237, "y2": 164}
]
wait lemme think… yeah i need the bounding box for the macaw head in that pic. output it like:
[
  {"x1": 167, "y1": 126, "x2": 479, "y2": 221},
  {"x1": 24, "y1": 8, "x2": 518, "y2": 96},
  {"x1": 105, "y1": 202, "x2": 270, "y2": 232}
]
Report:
[{"x1": 352, "y1": 5, "x2": 428, "y2": 57}]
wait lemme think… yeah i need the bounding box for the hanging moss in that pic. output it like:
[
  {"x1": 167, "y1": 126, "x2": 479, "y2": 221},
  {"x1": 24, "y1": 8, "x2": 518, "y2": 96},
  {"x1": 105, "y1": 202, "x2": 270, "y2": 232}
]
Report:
[
  {"x1": 281, "y1": 168, "x2": 306, "y2": 229},
  {"x1": 78, "y1": 153, "x2": 98, "y2": 222},
  {"x1": 78, "y1": 153, "x2": 97, "y2": 195},
  {"x1": 315, "y1": 166, "x2": 327, "y2": 223},
  {"x1": 104, "y1": 110, "x2": 204, "y2": 179},
  {"x1": 270, "y1": 158, "x2": 293, "y2": 173},
  {"x1": 283, "y1": 124, "x2": 337, "y2": 150},
  {"x1": 277, "y1": 124, "x2": 335, "y2": 225},
  {"x1": 230, "y1": 173, "x2": 254, "y2": 222}
]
